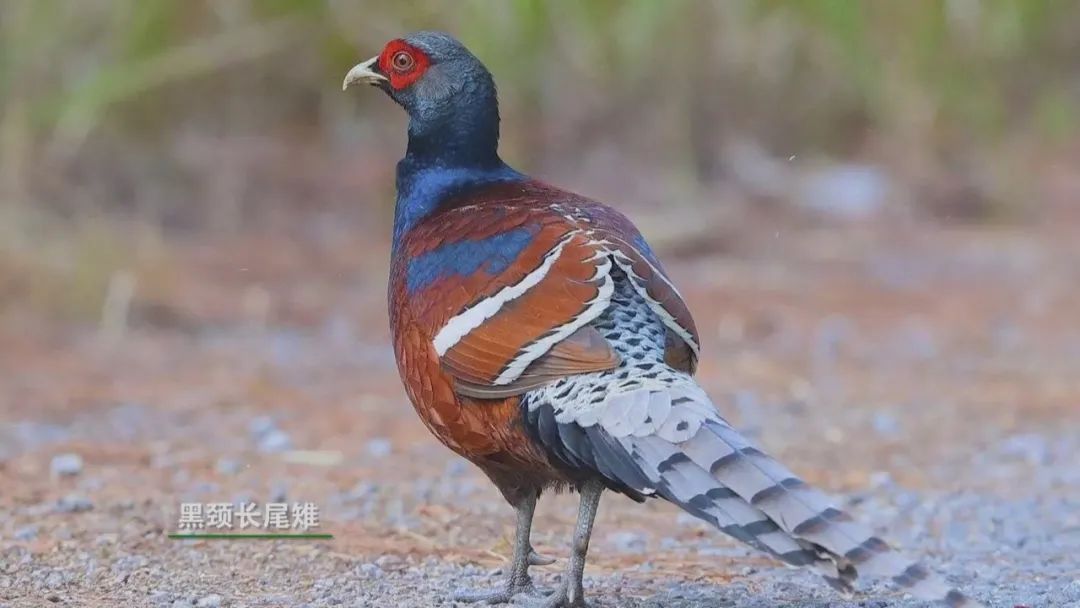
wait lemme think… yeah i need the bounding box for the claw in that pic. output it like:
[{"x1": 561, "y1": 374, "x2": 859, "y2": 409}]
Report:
[
  {"x1": 527, "y1": 549, "x2": 556, "y2": 566},
  {"x1": 453, "y1": 580, "x2": 547, "y2": 605},
  {"x1": 452, "y1": 587, "x2": 514, "y2": 604},
  {"x1": 510, "y1": 582, "x2": 587, "y2": 608}
]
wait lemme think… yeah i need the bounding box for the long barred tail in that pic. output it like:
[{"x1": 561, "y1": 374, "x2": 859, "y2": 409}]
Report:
[{"x1": 604, "y1": 394, "x2": 984, "y2": 607}]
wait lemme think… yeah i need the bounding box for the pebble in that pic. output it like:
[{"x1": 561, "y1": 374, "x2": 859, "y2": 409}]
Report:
[
  {"x1": 257, "y1": 429, "x2": 292, "y2": 453},
  {"x1": 607, "y1": 531, "x2": 646, "y2": 552},
  {"x1": 196, "y1": 594, "x2": 223, "y2": 608},
  {"x1": 112, "y1": 555, "x2": 149, "y2": 574},
  {"x1": 999, "y1": 433, "x2": 1051, "y2": 465},
  {"x1": 374, "y1": 554, "x2": 404, "y2": 570},
  {"x1": 345, "y1": 481, "x2": 378, "y2": 502},
  {"x1": 14, "y1": 525, "x2": 38, "y2": 540},
  {"x1": 215, "y1": 458, "x2": 243, "y2": 475},
  {"x1": 50, "y1": 453, "x2": 83, "y2": 477},
  {"x1": 869, "y1": 471, "x2": 893, "y2": 489},
  {"x1": 11, "y1": 421, "x2": 70, "y2": 448},
  {"x1": 871, "y1": 413, "x2": 901, "y2": 437},
  {"x1": 365, "y1": 438, "x2": 393, "y2": 459},
  {"x1": 44, "y1": 570, "x2": 65, "y2": 589},
  {"x1": 55, "y1": 494, "x2": 94, "y2": 513},
  {"x1": 358, "y1": 563, "x2": 383, "y2": 578},
  {"x1": 248, "y1": 416, "x2": 278, "y2": 438},
  {"x1": 675, "y1": 513, "x2": 704, "y2": 528},
  {"x1": 443, "y1": 458, "x2": 469, "y2": 477}
]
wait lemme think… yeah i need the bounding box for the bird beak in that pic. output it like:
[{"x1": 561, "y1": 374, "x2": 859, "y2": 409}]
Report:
[{"x1": 342, "y1": 56, "x2": 387, "y2": 91}]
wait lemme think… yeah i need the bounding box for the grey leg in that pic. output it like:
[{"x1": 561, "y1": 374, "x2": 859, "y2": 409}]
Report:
[
  {"x1": 516, "y1": 479, "x2": 604, "y2": 608},
  {"x1": 454, "y1": 492, "x2": 551, "y2": 603}
]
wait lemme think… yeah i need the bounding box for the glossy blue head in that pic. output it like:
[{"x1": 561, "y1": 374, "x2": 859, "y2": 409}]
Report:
[{"x1": 344, "y1": 32, "x2": 523, "y2": 242}]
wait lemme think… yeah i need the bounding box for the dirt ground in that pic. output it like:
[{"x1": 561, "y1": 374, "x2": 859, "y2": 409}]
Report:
[{"x1": 2, "y1": 210, "x2": 1079, "y2": 607}]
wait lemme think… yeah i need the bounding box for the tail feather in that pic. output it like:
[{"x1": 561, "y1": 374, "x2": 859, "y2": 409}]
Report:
[
  {"x1": 684, "y1": 417, "x2": 981, "y2": 607},
  {"x1": 628, "y1": 433, "x2": 832, "y2": 571},
  {"x1": 605, "y1": 388, "x2": 984, "y2": 608}
]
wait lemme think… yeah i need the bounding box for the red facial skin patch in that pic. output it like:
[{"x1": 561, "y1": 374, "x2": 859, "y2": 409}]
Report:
[{"x1": 378, "y1": 39, "x2": 431, "y2": 90}]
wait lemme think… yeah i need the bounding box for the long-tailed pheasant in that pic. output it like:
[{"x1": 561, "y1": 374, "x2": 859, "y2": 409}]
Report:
[{"x1": 343, "y1": 31, "x2": 984, "y2": 608}]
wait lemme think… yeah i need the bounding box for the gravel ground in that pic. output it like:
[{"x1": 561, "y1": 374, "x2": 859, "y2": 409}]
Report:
[{"x1": 2, "y1": 224, "x2": 1079, "y2": 607}]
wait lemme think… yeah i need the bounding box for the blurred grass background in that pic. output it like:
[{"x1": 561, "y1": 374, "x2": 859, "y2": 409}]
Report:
[{"x1": 1, "y1": 0, "x2": 1078, "y2": 322}]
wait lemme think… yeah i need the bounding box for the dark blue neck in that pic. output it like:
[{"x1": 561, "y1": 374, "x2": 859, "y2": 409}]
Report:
[
  {"x1": 392, "y1": 74, "x2": 524, "y2": 248},
  {"x1": 405, "y1": 110, "x2": 502, "y2": 169},
  {"x1": 393, "y1": 159, "x2": 523, "y2": 247}
]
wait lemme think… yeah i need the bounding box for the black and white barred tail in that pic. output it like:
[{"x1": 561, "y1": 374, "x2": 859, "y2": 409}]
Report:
[
  {"x1": 522, "y1": 270, "x2": 984, "y2": 607},
  {"x1": 632, "y1": 414, "x2": 981, "y2": 607},
  {"x1": 528, "y1": 390, "x2": 984, "y2": 607}
]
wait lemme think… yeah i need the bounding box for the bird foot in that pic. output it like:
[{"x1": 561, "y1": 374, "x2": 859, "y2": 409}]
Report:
[
  {"x1": 510, "y1": 581, "x2": 588, "y2": 608},
  {"x1": 452, "y1": 576, "x2": 547, "y2": 605}
]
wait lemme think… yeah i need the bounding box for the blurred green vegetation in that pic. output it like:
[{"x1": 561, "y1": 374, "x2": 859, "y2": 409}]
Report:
[
  {"x1": 0, "y1": 1, "x2": 1078, "y2": 318},
  {"x1": 2, "y1": 0, "x2": 1077, "y2": 200}
]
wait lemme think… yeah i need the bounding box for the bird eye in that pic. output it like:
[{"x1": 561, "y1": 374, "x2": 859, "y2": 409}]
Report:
[{"x1": 391, "y1": 51, "x2": 415, "y2": 72}]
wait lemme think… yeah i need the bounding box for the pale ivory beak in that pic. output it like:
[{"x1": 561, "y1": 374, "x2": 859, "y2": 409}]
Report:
[{"x1": 342, "y1": 56, "x2": 387, "y2": 91}]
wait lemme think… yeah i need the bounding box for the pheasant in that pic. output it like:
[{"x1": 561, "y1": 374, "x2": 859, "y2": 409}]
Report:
[{"x1": 343, "y1": 31, "x2": 984, "y2": 608}]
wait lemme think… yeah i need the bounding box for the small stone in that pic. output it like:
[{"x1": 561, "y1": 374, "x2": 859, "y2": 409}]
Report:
[
  {"x1": 869, "y1": 471, "x2": 893, "y2": 488},
  {"x1": 374, "y1": 554, "x2": 403, "y2": 570},
  {"x1": 50, "y1": 453, "x2": 83, "y2": 477},
  {"x1": 675, "y1": 513, "x2": 703, "y2": 527},
  {"x1": 248, "y1": 416, "x2": 278, "y2": 438},
  {"x1": 215, "y1": 458, "x2": 243, "y2": 475},
  {"x1": 55, "y1": 494, "x2": 93, "y2": 513},
  {"x1": 196, "y1": 594, "x2": 223, "y2": 608},
  {"x1": 257, "y1": 429, "x2": 292, "y2": 453},
  {"x1": 443, "y1": 458, "x2": 468, "y2": 477},
  {"x1": 352, "y1": 481, "x2": 379, "y2": 498},
  {"x1": 365, "y1": 438, "x2": 392, "y2": 459},
  {"x1": 607, "y1": 531, "x2": 646, "y2": 552},
  {"x1": 358, "y1": 563, "x2": 383, "y2": 578},
  {"x1": 44, "y1": 571, "x2": 65, "y2": 588},
  {"x1": 872, "y1": 413, "x2": 901, "y2": 437},
  {"x1": 14, "y1": 525, "x2": 38, "y2": 540},
  {"x1": 999, "y1": 433, "x2": 1050, "y2": 465}
]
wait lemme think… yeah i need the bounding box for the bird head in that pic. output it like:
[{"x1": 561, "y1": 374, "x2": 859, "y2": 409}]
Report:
[
  {"x1": 344, "y1": 32, "x2": 503, "y2": 167},
  {"x1": 343, "y1": 32, "x2": 496, "y2": 123}
]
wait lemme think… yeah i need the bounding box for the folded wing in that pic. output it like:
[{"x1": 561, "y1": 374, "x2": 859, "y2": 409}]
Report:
[{"x1": 401, "y1": 185, "x2": 701, "y2": 397}]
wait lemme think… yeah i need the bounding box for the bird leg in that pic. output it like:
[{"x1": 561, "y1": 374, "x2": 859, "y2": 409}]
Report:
[
  {"x1": 516, "y1": 479, "x2": 604, "y2": 608},
  {"x1": 453, "y1": 492, "x2": 552, "y2": 603}
]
